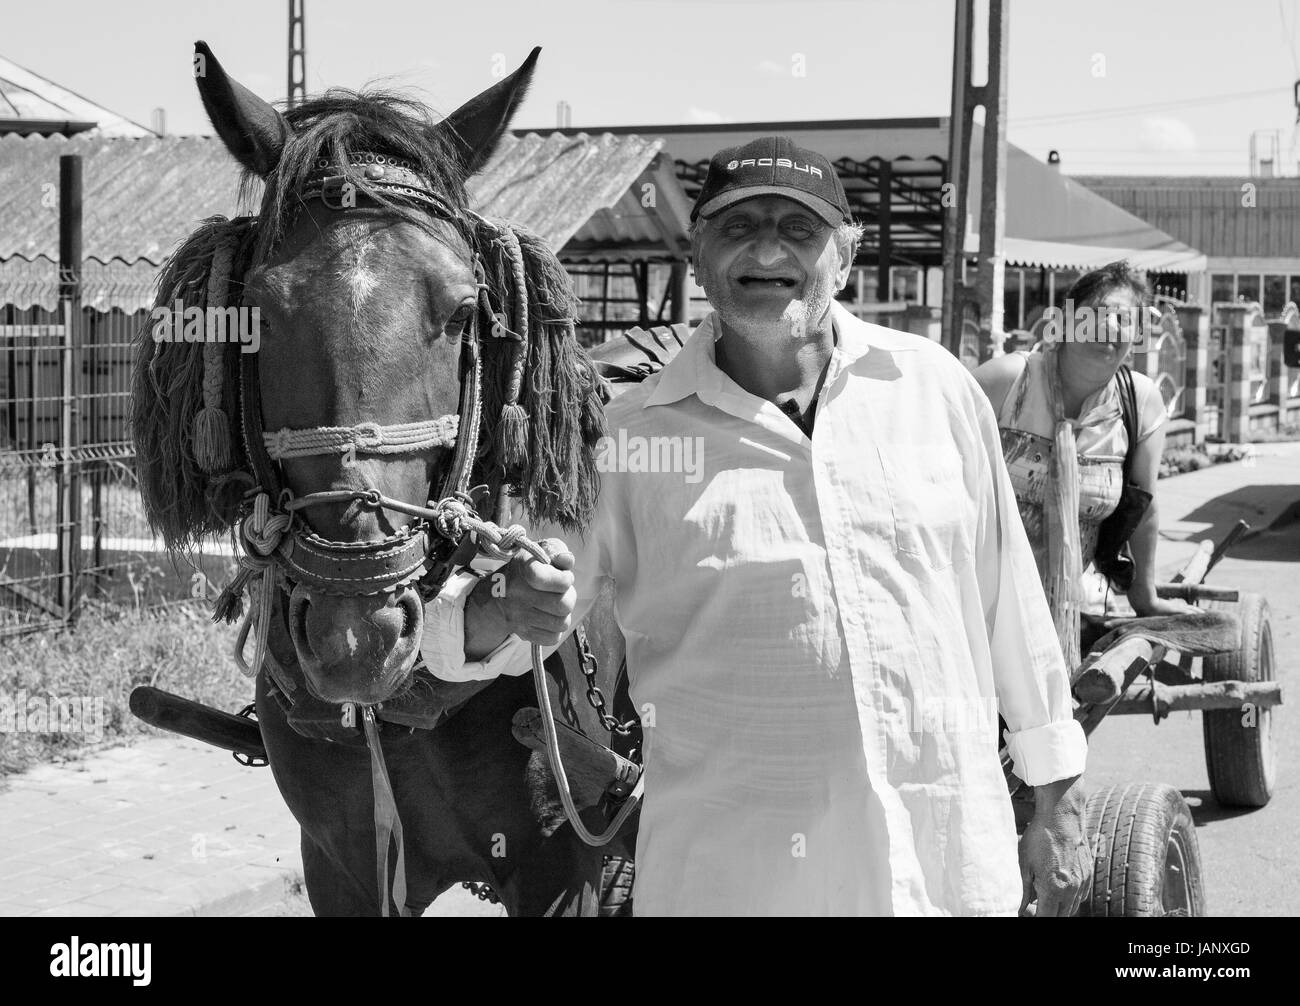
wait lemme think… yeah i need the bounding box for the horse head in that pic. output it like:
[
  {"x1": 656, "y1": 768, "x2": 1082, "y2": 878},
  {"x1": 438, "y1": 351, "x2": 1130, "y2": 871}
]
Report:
[{"x1": 133, "y1": 43, "x2": 605, "y2": 707}]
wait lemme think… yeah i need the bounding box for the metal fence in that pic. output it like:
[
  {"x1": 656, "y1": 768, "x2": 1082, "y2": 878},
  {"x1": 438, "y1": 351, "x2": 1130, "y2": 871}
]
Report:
[{"x1": 0, "y1": 276, "x2": 170, "y2": 635}]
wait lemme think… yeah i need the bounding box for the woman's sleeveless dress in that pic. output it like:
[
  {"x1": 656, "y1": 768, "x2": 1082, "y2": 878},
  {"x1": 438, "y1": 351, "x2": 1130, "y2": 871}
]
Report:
[{"x1": 996, "y1": 351, "x2": 1126, "y2": 597}]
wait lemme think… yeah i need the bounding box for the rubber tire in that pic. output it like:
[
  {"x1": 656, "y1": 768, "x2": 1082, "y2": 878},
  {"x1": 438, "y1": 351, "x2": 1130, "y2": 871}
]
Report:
[
  {"x1": 599, "y1": 855, "x2": 634, "y2": 917},
  {"x1": 1078, "y1": 782, "x2": 1205, "y2": 917},
  {"x1": 1201, "y1": 594, "x2": 1277, "y2": 808}
]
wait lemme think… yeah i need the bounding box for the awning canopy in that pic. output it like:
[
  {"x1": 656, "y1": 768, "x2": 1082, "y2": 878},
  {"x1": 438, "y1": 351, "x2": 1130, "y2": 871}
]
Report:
[
  {"x1": 568, "y1": 118, "x2": 1208, "y2": 274},
  {"x1": 966, "y1": 138, "x2": 1208, "y2": 273}
]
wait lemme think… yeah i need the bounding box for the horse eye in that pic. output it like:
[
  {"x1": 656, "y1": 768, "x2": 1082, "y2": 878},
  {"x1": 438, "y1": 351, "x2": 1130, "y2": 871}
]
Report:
[{"x1": 444, "y1": 305, "x2": 474, "y2": 339}]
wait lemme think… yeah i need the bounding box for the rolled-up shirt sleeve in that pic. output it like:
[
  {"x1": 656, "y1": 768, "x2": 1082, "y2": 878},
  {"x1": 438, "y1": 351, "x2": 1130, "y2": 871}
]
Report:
[{"x1": 967, "y1": 376, "x2": 1088, "y2": 787}]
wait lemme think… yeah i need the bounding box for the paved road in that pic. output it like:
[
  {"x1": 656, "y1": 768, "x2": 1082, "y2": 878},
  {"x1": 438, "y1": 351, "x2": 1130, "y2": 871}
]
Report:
[{"x1": 1083, "y1": 443, "x2": 1299, "y2": 917}]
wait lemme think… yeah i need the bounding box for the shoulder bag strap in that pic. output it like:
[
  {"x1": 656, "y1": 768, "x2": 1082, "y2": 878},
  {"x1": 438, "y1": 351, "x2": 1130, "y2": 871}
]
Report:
[{"x1": 1117, "y1": 365, "x2": 1139, "y2": 482}]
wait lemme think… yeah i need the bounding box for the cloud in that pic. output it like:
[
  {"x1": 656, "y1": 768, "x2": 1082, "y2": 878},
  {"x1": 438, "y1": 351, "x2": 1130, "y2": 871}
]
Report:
[
  {"x1": 1137, "y1": 116, "x2": 1197, "y2": 153},
  {"x1": 687, "y1": 106, "x2": 732, "y2": 124}
]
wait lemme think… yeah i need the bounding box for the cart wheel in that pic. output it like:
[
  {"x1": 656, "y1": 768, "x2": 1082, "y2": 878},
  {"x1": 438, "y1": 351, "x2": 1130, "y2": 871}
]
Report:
[
  {"x1": 1078, "y1": 782, "x2": 1205, "y2": 917},
  {"x1": 1201, "y1": 594, "x2": 1277, "y2": 808},
  {"x1": 599, "y1": 855, "x2": 634, "y2": 917}
]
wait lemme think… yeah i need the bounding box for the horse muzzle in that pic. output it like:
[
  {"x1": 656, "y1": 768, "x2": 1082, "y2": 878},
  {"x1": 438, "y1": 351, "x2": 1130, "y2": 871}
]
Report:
[{"x1": 288, "y1": 581, "x2": 425, "y2": 704}]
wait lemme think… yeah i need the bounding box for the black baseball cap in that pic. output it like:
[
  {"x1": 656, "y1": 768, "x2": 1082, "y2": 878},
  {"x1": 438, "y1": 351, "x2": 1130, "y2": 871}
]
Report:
[{"x1": 691, "y1": 135, "x2": 851, "y2": 226}]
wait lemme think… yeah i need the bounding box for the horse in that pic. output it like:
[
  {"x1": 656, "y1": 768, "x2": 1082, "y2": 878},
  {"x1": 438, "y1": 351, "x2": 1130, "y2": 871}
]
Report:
[{"x1": 131, "y1": 41, "x2": 642, "y2": 916}]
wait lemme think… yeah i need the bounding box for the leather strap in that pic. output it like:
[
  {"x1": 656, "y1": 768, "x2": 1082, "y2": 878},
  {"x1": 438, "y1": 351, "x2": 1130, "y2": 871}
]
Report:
[
  {"x1": 1117, "y1": 365, "x2": 1139, "y2": 482},
  {"x1": 282, "y1": 523, "x2": 431, "y2": 596}
]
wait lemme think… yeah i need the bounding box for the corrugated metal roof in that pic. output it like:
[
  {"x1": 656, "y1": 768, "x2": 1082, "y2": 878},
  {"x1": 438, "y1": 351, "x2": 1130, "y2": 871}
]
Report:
[
  {"x1": 469, "y1": 131, "x2": 689, "y2": 259},
  {"x1": 0, "y1": 131, "x2": 690, "y2": 307},
  {"x1": 0, "y1": 55, "x2": 152, "y2": 137},
  {"x1": 1070, "y1": 175, "x2": 1300, "y2": 260},
  {"x1": 0, "y1": 133, "x2": 248, "y2": 267}
]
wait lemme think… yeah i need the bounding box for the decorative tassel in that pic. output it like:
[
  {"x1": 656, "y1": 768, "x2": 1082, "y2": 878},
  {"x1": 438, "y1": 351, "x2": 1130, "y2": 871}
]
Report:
[
  {"x1": 498, "y1": 403, "x2": 529, "y2": 471},
  {"x1": 212, "y1": 564, "x2": 255, "y2": 624},
  {"x1": 194, "y1": 400, "x2": 232, "y2": 473}
]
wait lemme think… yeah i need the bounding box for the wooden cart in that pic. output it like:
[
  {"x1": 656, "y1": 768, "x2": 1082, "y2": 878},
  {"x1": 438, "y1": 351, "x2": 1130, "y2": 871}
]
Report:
[{"x1": 1005, "y1": 520, "x2": 1282, "y2": 917}]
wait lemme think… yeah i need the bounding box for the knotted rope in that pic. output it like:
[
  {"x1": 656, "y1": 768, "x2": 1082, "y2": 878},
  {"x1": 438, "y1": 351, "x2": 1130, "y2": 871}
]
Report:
[
  {"x1": 219, "y1": 492, "x2": 292, "y2": 679},
  {"x1": 264, "y1": 416, "x2": 460, "y2": 460},
  {"x1": 428, "y1": 495, "x2": 643, "y2": 847}
]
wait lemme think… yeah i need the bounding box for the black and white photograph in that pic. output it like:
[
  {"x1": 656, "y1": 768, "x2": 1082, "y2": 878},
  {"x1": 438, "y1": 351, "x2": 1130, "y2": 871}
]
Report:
[{"x1": 0, "y1": 0, "x2": 1294, "y2": 966}]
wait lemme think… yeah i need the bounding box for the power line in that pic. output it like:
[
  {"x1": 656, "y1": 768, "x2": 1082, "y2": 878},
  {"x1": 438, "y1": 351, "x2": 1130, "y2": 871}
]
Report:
[
  {"x1": 1280, "y1": 0, "x2": 1300, "y2": 77},
  {"x1": 1010, "y1": 87, "x2": 1290, "y2": 128}
]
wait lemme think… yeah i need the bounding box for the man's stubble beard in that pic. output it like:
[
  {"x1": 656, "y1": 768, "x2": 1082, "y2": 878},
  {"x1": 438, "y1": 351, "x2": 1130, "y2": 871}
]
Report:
[{"x1": 700, "y1": 263, "x2": 837, "y2": 342}]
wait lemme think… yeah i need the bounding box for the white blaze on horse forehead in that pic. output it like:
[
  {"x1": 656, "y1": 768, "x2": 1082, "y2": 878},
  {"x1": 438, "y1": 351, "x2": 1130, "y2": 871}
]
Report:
[
  {"x1": 345, "y1": 626, "x2": 360, "y2": 656},
  {"x1": 342, "y1": 228, "x2": 382, "y2": 319}
]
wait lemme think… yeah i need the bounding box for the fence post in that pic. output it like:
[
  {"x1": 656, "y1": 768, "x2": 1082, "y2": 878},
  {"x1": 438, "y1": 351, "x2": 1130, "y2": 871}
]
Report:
[
  {"x1": 57, "y1": 154, "x2": 83, "y2": 624},
  {"x1": 1176, "y1": 305, "x2": 1207, "y2": 442},
  {"x1": 1267, "y1": 319, "x2": 1290, "y2": 409},
  {"x1": 1223, "y1": 307, "x2": 1253, "y2": 443}
]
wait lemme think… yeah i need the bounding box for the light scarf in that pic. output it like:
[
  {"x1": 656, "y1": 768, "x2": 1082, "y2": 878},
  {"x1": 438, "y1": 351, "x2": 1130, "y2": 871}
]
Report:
[{"x1": 1037, "y1": 342, "x2": 1119, "y2": 672}]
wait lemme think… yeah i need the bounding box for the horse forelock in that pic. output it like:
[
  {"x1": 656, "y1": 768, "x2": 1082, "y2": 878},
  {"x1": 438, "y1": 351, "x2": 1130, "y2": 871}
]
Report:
[{"x1": 245, "y1": 88, "x2": 476, "y2": 266}]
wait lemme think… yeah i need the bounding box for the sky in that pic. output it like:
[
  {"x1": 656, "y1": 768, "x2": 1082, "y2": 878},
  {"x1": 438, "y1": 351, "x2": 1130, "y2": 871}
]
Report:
[{"x1": 4, "y1": 0, "x2": 1300, "y2": 175}]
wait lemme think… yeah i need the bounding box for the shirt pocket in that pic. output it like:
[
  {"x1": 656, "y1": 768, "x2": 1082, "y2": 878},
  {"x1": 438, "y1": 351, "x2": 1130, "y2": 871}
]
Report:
[{"x1": 876, "y1": 443, "x2": 973, "y2": 571}]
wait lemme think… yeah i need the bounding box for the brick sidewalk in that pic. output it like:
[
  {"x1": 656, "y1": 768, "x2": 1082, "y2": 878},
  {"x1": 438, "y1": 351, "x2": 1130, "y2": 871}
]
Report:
[
  {"x1": 0, "y1": 738, "x2": 302, "y2": 917},
  {"x1": 0, "y1": 736, "x2": 506, "y2": 917}
]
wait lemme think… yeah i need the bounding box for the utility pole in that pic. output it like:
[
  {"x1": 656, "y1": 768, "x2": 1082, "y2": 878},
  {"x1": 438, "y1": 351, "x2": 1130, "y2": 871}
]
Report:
[
  {"x1": 941, "y1": 0, "x2": 1009, "y2": 365},
  {"x1": 287, "y1": 0, "x2": 307, "y2": 109}
]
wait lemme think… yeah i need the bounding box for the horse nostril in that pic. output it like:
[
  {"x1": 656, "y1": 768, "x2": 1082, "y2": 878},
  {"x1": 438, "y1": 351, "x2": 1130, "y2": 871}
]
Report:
[{"x1": 397, "y1": 588, "x2": 422, "y2": 639}]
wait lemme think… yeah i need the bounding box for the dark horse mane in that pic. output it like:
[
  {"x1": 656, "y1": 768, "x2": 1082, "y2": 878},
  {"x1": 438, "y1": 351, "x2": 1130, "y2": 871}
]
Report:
[{"x1": 132, "y1": 88, "x2": 606, "y2": 555}]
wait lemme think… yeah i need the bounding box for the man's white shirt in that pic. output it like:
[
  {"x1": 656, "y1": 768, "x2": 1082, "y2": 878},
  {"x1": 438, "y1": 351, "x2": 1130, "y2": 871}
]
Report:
[{"x1": 423, "y1": 301, "x2": 1087, "y2": 916}]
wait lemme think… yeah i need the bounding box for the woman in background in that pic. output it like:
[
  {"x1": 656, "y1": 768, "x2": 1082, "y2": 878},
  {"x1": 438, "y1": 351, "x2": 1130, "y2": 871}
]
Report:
[{"x1": 974, "y1": 260, "x2": 1190, "y2": 671}]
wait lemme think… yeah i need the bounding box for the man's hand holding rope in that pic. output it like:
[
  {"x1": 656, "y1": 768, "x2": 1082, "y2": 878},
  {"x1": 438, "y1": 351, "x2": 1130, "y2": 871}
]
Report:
[{"x1": 464, "y1": 539, "x2": 578, "y2": 660}]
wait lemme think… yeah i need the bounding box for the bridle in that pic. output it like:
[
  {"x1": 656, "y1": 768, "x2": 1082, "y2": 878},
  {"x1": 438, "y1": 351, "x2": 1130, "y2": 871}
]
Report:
[
  {"x1": 209, "y1": 151, "x2": 641, "y2": 916},
  {"x1": 220, "y1": 152, "x2": 519, "y2": 679}
]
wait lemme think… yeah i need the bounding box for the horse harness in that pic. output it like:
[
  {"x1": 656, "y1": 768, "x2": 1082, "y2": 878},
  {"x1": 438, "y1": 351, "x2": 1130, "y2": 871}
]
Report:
[
  {"x1": 214, "y1": 152, "x2": 643, "y2": 913},
  {"x1": 221, "y1": 155, "x2": 501, "y2": 668}
]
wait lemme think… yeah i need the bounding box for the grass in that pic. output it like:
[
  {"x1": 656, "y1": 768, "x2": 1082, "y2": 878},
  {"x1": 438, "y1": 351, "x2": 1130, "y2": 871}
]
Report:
[{"x1": 0, "y1": 599, "x2": 248, "y2": 778}]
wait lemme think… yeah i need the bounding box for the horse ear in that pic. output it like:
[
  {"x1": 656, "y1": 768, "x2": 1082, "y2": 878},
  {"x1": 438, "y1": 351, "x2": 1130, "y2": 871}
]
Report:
[
  {"x1": 193, "y1": 40, "x2": 289, "y2": 176},
  {"x1": 435, "y1": 47, "x2": 540, "y2": 175}
]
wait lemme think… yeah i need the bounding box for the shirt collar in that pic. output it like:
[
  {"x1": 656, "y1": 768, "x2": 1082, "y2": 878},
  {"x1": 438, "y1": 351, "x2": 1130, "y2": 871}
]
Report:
[{"x1": 642, "y1": 300, "x2": 916, "y2": 408}]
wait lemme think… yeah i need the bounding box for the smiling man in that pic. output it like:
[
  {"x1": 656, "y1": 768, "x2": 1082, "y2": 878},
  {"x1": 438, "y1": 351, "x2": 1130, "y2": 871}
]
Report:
[{"x1": 424, "y1": 136, "x2": 1091, "y2": 916}]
